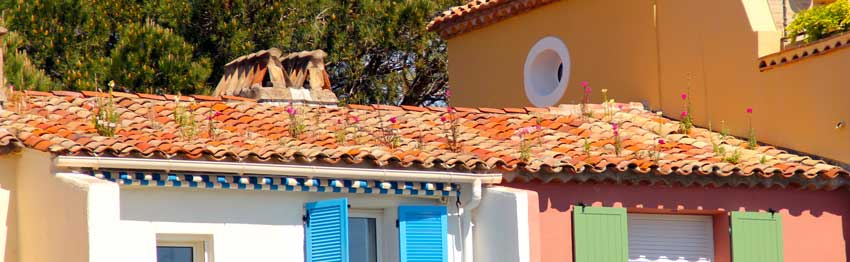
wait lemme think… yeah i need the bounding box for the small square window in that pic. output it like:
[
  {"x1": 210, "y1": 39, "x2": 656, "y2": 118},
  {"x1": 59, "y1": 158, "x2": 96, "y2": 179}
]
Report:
[
  {"x1": 349, "y1": 210, "x2": 383, "y2": 262},
  {"x1": 157, "y1": 234, "x2": 212, "y2": 262}
]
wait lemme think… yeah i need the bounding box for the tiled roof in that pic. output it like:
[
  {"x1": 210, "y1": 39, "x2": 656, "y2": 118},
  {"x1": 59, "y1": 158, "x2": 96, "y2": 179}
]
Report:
[
  {"x1": 0, "y1": 128, "x2": 20, "y2": 154},
  {"x1": 427, "y1": 0, "x2": 560, "y2": 38},
  {"x1": 0, "y1": 90, "x2": 848, "y2": 189}
]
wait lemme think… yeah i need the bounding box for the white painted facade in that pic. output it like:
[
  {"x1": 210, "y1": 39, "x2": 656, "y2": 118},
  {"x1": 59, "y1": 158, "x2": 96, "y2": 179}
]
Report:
[
  {"x1": 0, "y1": 150, "x2": 530, "y2": 262},
  {"x1": 474, "y1": 187, "x2": 533, "y2": 262},
  {"x1": 116, "y1": 187, "x2": 464, "y2": 262}
]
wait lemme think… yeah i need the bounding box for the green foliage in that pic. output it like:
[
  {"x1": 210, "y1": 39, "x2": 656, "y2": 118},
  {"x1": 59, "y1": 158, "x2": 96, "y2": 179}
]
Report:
[
  {"x1": 0, "y1": 14, "x2": 54, "y2": 91},
  {"x1": 0, "y1": 0, "x2": 459, "y2": 104},
  {"x1": 787, "y1": 0, "x2": 850, "y2": 44},
  {"x1": 109, "y1": 20, "x2": 210, "y2": 95}
]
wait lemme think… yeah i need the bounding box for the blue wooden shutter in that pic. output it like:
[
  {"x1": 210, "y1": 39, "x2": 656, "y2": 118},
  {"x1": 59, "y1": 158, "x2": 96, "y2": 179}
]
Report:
[
  {"x1": 398, "y1": 205, "x2": 448, "y2": 262},
  {"x1": 305, "y1": 198, "x2": 349, "y2": 262}
]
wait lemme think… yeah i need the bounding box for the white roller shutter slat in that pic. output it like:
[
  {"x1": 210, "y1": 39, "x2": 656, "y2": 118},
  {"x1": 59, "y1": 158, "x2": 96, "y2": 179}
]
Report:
[{"x1": 628, "y1": 214, "x2": 714, "y2": 262}]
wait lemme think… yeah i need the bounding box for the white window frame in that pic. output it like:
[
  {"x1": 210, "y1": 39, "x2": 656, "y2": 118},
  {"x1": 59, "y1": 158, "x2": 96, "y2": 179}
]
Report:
[
  {"x1": 156, "y1": 234, "x2": 214, "y2": 262},
  {"x1": 350, "y1": 209, "x2": 385, "y2": 262}
]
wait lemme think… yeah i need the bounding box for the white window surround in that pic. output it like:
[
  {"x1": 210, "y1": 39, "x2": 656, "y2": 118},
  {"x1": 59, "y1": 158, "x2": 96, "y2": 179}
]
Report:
[
  {"x1": 350, "y1": 209, "x2": 385, "y2": 262},
  {"x1": 523, "y1": 36, "x2": 571, "y2": 107},
  {"x1": 156, "y1": 234, "x2": 214, "y2": 262}
]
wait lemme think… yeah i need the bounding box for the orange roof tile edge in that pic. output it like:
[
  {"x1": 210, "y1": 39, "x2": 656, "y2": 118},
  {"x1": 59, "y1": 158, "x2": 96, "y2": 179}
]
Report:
[
  {"x1": 0, "y1": 91, "x2": 847, "y2": 190},
  {"x1": 759, "y1": 32, "x2": 850, "y2": 71},
  {"x1": 427, "y1": 0, "x2": 561, "y2": 38}
]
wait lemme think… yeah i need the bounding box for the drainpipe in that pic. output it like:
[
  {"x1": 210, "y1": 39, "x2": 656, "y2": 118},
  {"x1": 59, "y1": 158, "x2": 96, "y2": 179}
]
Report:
[{"x1": 462, "y1": 178, "x2": 482, "y2": 262}]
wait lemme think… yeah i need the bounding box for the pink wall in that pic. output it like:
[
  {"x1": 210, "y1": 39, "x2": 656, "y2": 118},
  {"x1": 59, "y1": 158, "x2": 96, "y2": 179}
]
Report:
[{"x1": 505, "y1": 181, "x2": 850, "y2": 262}]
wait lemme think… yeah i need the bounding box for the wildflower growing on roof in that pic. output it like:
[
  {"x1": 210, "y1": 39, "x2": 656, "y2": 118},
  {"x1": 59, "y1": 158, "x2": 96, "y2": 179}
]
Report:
[
  {"x1": 652, "y1": 138, "x2": 666, "y2": 163},
  {"x1": 746, "y1": 107, "x2": 757, "y2": 149},
  {"x1": 93, "y1": 81, "x2": 120, "y2": 137},
  {"x1": 679, "y1": 89, "x2": 694, "y2": 134},
  {"x1": 612, "y1": 122, "x2": 622, "y2": 156},
  {"x1": 207, "y1": 111, "x2": 223, "y2": 139},
  {"x1": 286, "y1": 102, "x2": 306, "y2": 137},
  {"x1": 446, "y1": 89, "x2": 452, "y2": 98},
  {"x1": 516, "y1": 125, "x2": 544, "y2": 162},
  {"x1": 389, "y1": 116, "x2": 397, "y2": 124},
  {"x1": 580, "y1": 81, "x2": 592, "y2": 119}
]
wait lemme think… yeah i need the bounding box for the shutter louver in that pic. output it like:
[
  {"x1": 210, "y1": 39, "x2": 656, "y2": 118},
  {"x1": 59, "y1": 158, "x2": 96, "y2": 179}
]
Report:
[
  {"x1": 731, "y1": 211, "x2": 783, "y2": 262},
  {"x1": 306, "y1": 198, "x2": 349, "y2": 262},
  {"x1": 398, "y1": 205, "x2": 448, "y2": 262},
  {"x1": 573, "y1": 206, "x2": 629, "y2": 262}
]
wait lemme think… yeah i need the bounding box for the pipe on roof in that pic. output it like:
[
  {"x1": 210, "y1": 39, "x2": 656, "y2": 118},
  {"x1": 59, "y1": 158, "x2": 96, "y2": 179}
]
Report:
[{"x1": 53, "y1": 156, "x2": 503, "y2": 184}]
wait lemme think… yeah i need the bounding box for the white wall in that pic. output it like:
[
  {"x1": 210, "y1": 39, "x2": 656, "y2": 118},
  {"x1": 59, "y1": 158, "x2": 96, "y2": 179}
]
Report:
[
  {"x1": 117, "y1": 186, "x2": 464, "y2": 262},
  {"x1": 474, "y1": 186, "x2": 531, "y2": 262}
]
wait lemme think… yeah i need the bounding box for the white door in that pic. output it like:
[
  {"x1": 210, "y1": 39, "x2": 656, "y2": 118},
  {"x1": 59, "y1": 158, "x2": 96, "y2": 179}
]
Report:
[{"x1": 628, "y1": 214, "x2": 714, "y2": 262}]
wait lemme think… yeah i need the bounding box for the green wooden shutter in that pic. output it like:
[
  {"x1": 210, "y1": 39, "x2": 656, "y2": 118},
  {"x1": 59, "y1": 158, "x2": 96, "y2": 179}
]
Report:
[
  {"x1": 573, "y1": 206, "x2": 629, "y2": 262},
  {"x1": 731, "y1": 211, "x2": 783, "y2": 262}
]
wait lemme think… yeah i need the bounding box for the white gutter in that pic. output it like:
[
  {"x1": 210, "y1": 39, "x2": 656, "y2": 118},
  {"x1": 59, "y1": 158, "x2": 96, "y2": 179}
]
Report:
[
  {"x1": 53, "y1": 156, "x2": 502, "y2": 184},
  {"x1": 462, "y1": 179, "x2": 482, "y2": 262}
]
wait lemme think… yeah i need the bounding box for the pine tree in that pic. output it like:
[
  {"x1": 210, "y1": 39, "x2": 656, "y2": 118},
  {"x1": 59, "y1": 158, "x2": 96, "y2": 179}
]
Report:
[{"x1": 109, "y1": 20, "x2": 211, "y2": 95}]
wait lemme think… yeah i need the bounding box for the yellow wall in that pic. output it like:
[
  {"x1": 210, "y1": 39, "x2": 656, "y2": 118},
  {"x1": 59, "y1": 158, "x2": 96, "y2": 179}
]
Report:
[{"x1": 447, "y1": 0, "x2": 850, "y2": 164}]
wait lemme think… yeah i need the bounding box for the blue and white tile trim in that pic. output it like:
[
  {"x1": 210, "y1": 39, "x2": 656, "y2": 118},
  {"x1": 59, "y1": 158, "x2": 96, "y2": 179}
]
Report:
[{"x1": 88, "y1": 170, "x2": 460, "y2": 197}]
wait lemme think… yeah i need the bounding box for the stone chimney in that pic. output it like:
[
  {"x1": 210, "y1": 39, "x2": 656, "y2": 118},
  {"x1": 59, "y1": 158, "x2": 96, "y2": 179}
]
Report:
[
  {"x1": 0, "y1": 27, "x2": 7, "y2": 109},
  {"x1": 213, "y1": 48, "x2": 338, "y2": 106}
]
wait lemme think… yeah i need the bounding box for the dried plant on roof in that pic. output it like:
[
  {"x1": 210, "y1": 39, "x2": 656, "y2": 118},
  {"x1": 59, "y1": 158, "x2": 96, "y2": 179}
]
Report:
[
  {"x1": 92, "y1": 81, "x2": 120, "y2": 137},
  {"x1": 172, "y1": 95, "x2": 198, "y2": 140}
]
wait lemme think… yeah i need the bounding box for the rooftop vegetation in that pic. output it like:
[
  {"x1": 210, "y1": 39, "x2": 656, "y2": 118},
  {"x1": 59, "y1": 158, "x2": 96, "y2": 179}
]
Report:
[{"x1": 786, "y1": 0, "x2": 850, "y2": 44}]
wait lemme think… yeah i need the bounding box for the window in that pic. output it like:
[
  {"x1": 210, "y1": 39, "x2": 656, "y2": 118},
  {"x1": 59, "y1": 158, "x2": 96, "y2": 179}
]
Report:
[
  {"x1": 304, "y1": 198, "x2": 448, "y2": 262},
  {"x1": 349, "y1": 210, "x2": 382, "y2": 262},
  {"x1": 523, "y1": 36, "x2": 571, "y2": 107},
  {"x1": 157, "y1": 234, "x2": 212, "y2": 262}
]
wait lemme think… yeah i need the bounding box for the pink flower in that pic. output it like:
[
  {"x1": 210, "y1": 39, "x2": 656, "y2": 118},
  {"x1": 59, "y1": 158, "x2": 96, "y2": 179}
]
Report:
[
  {"x1": 351, "y1": 116, "x2": 360, "y2": 123},
  {"x1": 658, "y1": 139, "x2": 665, "y2": 145},
  {"x1": 612, "y1": 123, "x2": 619, "y2": 130},
  {"x1": 8, "y1": 84, "x2": 14, "y2": 91},
  {"x1": 581, "y1": 81, "x2": 588, "y2": 87},
  {"x1": 389, "y1": 116, "x2": 397, "y2": 124},
  {"x1": 681, "y1": 93, "x2": 687, "y2": 100},
  {"x1": 617, "y1": 104, "x2": 624, "y2": 110},
  {"x1": 447, "y1": 107, "x2": 455, "y2": 113},
  {"x1": 214, "y1": 112, "x2": 222, "y2": 117},
  {"x1": 746, "y1": 107, "x2": 753, "y2": 114},
  {"x1": 681, "y1": 111, "x2": 688, "y2": 117},
  {"x1": 286, "y1": 106, "x2": 296, "y2": 115},
  {"x1": 445, "y1": 89, "x2": 452, "y2": 98},
  {"x1": 440, "y1": 116, "x2": 447, "y2": 122},
  {"x1": 337, "y1": 119, "x2": 342, "y2": 124},
  {"x1": 584, "y1": 86, "x2": 592, "y2": 94},
  {"x1": 535, "y1": 125, "x2": 543, "y2": 131}
]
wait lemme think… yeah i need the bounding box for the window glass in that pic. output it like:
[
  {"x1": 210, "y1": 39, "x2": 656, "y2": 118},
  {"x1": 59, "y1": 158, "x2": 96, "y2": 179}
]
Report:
[
  {"x1": 349, "y1": 217, "x2": 378, "y2": 262},
  {"x1": 157, "y1": 246, "x2": 193, "y2": 262}
]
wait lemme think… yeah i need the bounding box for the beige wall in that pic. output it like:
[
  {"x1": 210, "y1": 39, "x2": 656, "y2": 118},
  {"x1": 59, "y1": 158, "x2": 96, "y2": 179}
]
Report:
[
  {"x1": 0, "y1": 154, "x2": 18, "y2": 262},
  {"x1": 447, "y1": 0, "x2": 850, "y2": 164},
  {"x1": 16, "y1": 150, "x2": 91, "y2": 262}
]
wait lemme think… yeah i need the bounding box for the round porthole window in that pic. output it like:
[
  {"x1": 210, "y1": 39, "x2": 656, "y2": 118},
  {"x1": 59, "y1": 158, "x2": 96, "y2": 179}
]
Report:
[{"x1": 523, "y1": 36, "x2": 570, "y2": 107}]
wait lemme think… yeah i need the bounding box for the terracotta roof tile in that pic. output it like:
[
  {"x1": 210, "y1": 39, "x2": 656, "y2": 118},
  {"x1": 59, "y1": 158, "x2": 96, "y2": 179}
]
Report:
[
  {"x1": 0, "y1": 94, "x2": 847, "y2": 189},
  {"x1": 427, "y1": 0, "x2": 561, "y2": 38}
]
